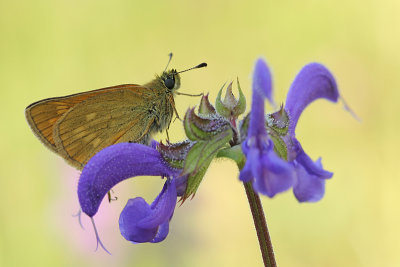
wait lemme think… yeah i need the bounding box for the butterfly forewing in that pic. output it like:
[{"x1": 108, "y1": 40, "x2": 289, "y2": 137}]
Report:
[
  {"x1": 53, "y1": 86, "x2": 157, "y2": 169},
  {"x1": 25, "y1": 85, "x2": 142, "y2": 152}
]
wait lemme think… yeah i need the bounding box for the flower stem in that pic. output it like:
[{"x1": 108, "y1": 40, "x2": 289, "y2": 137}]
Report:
[
  {"x1": 229, "y1": 120, "x2": 276, "y2": 266},
  {"x1": 243, "y1": 181, "x2": 277, "y2": 267}
]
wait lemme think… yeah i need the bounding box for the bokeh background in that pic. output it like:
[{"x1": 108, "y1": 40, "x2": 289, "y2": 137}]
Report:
[{"x1": 1, "y1": 0, "x2": 399, "y2": 266}]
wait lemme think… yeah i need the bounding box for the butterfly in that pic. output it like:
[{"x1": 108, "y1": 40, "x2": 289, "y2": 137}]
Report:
[{"x1": 25, "y1": 53, "x2": 207, "y2": 170}]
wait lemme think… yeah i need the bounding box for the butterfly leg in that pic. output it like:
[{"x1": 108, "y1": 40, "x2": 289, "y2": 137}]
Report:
[
  {"x1": 172, "y1": 105, "x2": 182, "y2": 122},
  {"x1": 176, "y1": 92, "x2": 203, "y2": 97},
  {"x1": 165, "y1": 129, "x2": 170, "y2": 143}
]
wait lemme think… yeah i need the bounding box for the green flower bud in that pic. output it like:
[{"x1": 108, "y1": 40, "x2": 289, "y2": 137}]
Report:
[
  {"x1": 198, "y1": 94, "x2": 217, "y2": 116},
  {"x1": 215, "y1": 78, "x2": 247, "y2": 120}
]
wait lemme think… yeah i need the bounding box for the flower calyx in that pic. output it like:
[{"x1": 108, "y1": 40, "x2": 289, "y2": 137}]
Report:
[{"x1": 181, "y1": 104, "x2": 233, "y2": 201}]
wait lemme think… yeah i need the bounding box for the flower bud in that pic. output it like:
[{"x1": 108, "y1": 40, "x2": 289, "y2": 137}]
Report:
[
  {"x1": 184, "y1": 107, "x2": 231, "y2": 141},
  {"x1": 198, "y1": 94, "x2": 216, "y2": 116},
  {"x1": 215, "y1": 78, "x2": 246, "y2": 120}
]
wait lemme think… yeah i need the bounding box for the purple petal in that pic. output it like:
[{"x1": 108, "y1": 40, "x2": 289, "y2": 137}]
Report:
[
  {"x1": 285, "y1": 63, "x2": 339, "y2": 135},
  {"x1": 296, "y1": 152, "x2": 333, "y2": 179},
  {"x1": 151, "y1": 222, "x2": 169, "y2": 243},
  {"x1": 253, "y1": 58, "x2": 273, "y2": 104},
  {"x1": 119, "y1": 179, "x2": 177, "y2": 243},
  {"x1": 119, "y1": 197, "x2": 158, "y2": 243},
  {"x1": 239, "y1": 161, "x2": 253, "y2": 182},
  {"x1": 78, "y1": 143, "x2": 180, "y2": 217},
  {"x1": 239, "y1": 147, "x2": 260, "y2": 182},
  {"x1": 298, "y1": 152, "x2": 332, "y2": 181},
  {"x1": 290, "y1": 138, "x2": 332, "y2": 178},
  {"x1": 150, "y1": 139, "x2": 159, "y2": 148},
  {"x1": 138, "y1": 179, "x2": 177, "y2": 229},
  {"x1": 248, "y1": 59, "x2": 272, "y2": 137},
  {"x1": 253, "y1": 148, "x2": 294, "y2": 197},
  {"x1": 293, "y1": 159, "x2": 326, "y2": 202}
]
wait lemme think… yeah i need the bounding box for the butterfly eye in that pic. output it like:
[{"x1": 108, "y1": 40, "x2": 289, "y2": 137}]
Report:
[{"x1": 164, "y1": 77, "x2": 175, "y2": 90}]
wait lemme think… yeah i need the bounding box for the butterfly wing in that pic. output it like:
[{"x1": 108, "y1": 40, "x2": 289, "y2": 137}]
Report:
[
  {"x1": 52, "y1": 86, "x2": 158, "y2": 169},
  {"x1": 25, "y1": 84, "x2": 143, "y2": 153}
]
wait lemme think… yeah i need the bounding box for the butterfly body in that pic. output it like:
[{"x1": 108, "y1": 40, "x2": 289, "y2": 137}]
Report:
[{"x1": 26, "y1": 69, "x2": 182, "y2": 170}]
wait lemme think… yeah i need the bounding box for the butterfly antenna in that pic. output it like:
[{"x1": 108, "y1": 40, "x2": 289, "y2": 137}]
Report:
[
  {"x1": 72, "y1": 208, "x2": 85, "y2": 230},
  {"x1": 164, "y1": 53, "x2": 173, "y2": 72},
  {"x1": 177, "y1": 62, "x2": 207, "y2": 74},
  {"x1": 90, "y1": 217, "x2": 112, "y2": 255}
]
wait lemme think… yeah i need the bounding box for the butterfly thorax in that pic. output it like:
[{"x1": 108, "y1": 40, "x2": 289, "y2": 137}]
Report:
[{"x1": 141, "y1": 70, "x2": 181, "y2": 140}]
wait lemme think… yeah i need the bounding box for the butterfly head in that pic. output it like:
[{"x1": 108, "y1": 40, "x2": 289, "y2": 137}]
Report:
[{"x1": 161, "y1": 69, "x2": 181, "y2": 92}]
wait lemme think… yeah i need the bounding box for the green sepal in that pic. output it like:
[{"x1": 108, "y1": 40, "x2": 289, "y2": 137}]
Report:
[
  {"x1": 215, "y1": 80, "x2": 247, "y2": 119},
  {"x1": 232, "y1": 78, "x2": 246, "y2": 116},
  {"x1": 184, "y1": 108, "x2": 212, "y2": 141},
  {"x1": 239, "y1": 113, "x2": 250, "y2": 143},
  {"x1": 265, "y1": 106, "x2": 289, "y2": 159},
  {"x1": 198, "y1": 94, "x2": 217, "y2": 116},
  {"x1": 184, "y1": 108, "x2": 199, "y2": 141},
  {"x1": 215, "y1": 82, "x2": 231, "y2": 118},
  {"x1": 267, "y1": 132, "x2": 288, "y2": 160},
  {"x1": 184, "y1": 107, "x2": 231, "y2": 141},
  {"x1": 157, "y1": 141, "x2": 193, "y2": 169},
  {"x1": 265, "y1": 105, "x2": 289, "y2": 136},
  {"x1": 216, "y1": 144, "x2": 246, "y2": 170},
  {"x1": 181, "y1": 128, "x2": 233, "y2": 200}
]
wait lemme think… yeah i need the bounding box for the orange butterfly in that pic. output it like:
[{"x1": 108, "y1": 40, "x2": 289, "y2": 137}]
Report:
[{"x1": 25, "y1": 54, "x2": 206, "y2": 170}]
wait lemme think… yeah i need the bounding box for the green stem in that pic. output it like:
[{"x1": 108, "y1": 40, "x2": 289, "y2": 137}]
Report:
[{"x1": 243, "y1": 181, "x2": 277, "y2": 267}]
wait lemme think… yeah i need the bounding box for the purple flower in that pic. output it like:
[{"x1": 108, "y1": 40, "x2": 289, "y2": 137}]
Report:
[
  {"x1": 240, "y1": 59, "x2": 339, "y2": 202},
  {"x1": 285, "y1": 63, "x2": 338, "y2": 202},
  {"x1": 77, "y1": 142, "x2": 183, "y2": 249},
  {"x1": 239, "y1": 59, "x2": 294, "y2": 197}
]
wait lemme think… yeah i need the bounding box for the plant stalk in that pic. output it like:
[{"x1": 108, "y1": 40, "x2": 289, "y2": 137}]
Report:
[
  {"x1": 243, "y1": 181, "x2": 277, "y2": 267},
  {"x1": 230, "y1": 119, "x2": 276, "y2": 267}
]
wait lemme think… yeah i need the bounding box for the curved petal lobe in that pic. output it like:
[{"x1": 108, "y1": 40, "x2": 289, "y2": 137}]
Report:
[
  {"x1": 285, "y1": 63, "x2": 339, "y2": 135},
  {"x1": 138, "y1": 179, "x2": 177, "y2": 229},
  {"x1": 293, "y1": 159, "x2": 327, "y2": 202},
  {"x1": 119, "y1": 179, "x2": 177, "y2": 243},
  {"x1": 150, "y1": 222, "x2": 169, "y2": 243},
  {"x1": 119, "y1": 198, "x2": 157, "y2": 243},
  {"x1": 78, "y1": 143, "x2": 180, "y2": 217},
  {"x1": 296, "y1": 152, "x2": 333, "y2": 179}
]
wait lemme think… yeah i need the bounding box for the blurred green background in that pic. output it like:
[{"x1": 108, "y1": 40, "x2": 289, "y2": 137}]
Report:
[{"x1": 1, "y1": 0, "x2": 399, "y2": 266}]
